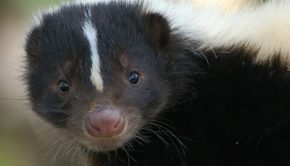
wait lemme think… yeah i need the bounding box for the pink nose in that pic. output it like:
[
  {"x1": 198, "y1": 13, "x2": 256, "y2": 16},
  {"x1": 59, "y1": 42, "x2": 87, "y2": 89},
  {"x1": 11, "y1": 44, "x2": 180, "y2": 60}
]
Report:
[{"x1": 85, "y1": 107, "x2": 125, "y2": 138}]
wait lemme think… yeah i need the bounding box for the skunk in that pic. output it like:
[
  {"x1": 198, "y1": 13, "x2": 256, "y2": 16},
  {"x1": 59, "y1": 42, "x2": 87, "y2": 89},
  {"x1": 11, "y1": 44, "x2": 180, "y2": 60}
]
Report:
[{"x1": 25, "y1": 0, "x2": 290, "y2": 165}]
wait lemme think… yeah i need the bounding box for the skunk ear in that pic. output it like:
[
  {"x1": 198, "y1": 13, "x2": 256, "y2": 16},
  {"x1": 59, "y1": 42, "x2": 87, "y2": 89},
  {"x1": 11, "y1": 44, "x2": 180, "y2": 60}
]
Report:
[{"x1": 144, "y1": 13, "x2": 170, "y2": 49}]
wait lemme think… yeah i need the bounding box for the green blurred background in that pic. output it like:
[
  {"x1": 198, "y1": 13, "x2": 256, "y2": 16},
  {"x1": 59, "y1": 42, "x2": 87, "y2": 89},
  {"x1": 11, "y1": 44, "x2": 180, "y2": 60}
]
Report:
[
  {"x1": 0, "y1": 1, "x2": 76, "y2": 166},
  {"x1": 0, "y1": 0, "x2": 61, "y2": 10}
]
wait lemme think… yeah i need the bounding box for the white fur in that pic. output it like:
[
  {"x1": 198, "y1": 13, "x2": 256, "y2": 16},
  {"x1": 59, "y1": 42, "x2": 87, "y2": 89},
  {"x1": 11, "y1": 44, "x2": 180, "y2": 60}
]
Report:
[
  {"x1": 142, "y1": 0, "x2": 290, "y2": 64},
  {"x1": 191, "y1": 1, "x2": 290, "y2": 64},
  {"x1": 181, "y1": 0, "x2": 262, "y2": 13},
  {"x1": 82, "y1": 10, "x2": 104, "y2": 92}
]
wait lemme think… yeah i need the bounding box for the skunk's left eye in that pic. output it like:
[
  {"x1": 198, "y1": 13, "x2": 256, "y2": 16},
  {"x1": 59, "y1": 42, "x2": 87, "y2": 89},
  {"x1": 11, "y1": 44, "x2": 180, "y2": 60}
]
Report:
[
  {"x1": 128, "y1": 71, "x2": 140, "y2": 84},
  {"x1": 58, "y1": 80, "x2": 70, "y2": 93}
]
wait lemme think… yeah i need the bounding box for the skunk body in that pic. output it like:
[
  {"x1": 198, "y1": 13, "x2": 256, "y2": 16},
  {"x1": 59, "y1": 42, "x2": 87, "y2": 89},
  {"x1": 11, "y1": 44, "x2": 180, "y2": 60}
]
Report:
[{"x1": 25, "y1": 0, "x2": 290, "y2": 165}]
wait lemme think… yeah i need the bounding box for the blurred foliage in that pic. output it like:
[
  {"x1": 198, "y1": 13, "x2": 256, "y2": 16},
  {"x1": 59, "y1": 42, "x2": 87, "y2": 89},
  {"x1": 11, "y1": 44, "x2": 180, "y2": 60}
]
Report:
[{"x1": 0, "y1": 0, "x2": 63, "y2": 10}]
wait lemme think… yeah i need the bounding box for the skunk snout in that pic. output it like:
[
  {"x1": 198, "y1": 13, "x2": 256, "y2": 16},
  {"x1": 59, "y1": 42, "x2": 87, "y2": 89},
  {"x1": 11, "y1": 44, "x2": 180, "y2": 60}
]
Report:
[{"x1": 84, "y1": 106, "x2": 126, "y2": 138}]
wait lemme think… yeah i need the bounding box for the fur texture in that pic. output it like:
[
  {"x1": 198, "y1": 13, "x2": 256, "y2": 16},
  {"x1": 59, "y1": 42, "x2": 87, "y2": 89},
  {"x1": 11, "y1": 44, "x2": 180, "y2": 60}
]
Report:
[
  {"x1": 183, "y1": 0, "x2": 263, "y2": 12},
  {"x1": 25, "y1": 0, "x2": 290, "y2": 166}
]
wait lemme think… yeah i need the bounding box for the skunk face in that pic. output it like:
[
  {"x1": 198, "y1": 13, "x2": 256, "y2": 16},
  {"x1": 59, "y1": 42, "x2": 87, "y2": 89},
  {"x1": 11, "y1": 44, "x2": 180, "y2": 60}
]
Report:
[
  {"x1": 25, "y1": 2, "x2": 178, "y2": 151},
  {"x1": 24, "y1": 0, "x2": 290, "y2": 165}
]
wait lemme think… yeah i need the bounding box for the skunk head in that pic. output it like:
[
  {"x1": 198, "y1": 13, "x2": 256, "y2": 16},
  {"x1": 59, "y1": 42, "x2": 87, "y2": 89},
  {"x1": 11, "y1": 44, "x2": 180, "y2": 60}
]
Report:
[{"x1": 25, "y1": 2, "x2": 198, "y2": 151}]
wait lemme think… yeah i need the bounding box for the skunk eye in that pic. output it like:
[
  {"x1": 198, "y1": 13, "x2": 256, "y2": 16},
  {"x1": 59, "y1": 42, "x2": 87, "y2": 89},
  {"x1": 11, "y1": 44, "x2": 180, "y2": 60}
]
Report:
[
  {"x1": 128, "y1": 71, "x2": 140, "y2": 84},
  {"x1": 58, "y1": 80, "x2": 70, "y2": 93}
]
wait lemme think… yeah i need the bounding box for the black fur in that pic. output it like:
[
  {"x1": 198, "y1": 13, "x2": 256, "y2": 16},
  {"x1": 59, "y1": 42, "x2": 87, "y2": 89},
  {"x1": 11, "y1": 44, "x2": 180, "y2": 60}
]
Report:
[
  {"x1": 25, "y1": 2, "x2": 290, "y2": 166},
  {"x1": 87, "y1": 47, "x2": 290, "y2": 166}
]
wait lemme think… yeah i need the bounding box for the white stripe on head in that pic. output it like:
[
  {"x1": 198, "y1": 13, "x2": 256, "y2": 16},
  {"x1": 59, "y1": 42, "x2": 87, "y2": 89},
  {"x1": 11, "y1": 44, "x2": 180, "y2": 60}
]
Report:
[{"x1": 82, "y1": 10, "x2": 104, "y2": 92}]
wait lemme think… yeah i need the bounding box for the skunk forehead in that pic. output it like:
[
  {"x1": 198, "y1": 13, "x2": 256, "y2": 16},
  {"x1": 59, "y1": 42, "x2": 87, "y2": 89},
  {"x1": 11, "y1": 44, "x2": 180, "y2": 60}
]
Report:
[
  {"x1": 26, "y1": 1, "x2": 137, "y2": 91},
  {"x1": 26, "y1": 1, "x2": 170, "y2": 91}
]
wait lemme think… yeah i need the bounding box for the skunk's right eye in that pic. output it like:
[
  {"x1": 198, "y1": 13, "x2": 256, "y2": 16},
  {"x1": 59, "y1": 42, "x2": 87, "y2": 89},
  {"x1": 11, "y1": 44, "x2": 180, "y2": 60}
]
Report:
[
  {"x1": 58, "y1": 80, "x2": 70, "y2": 93},
  {"x1": 128, "y1": 71, "x2": 140, "y2": 84}
]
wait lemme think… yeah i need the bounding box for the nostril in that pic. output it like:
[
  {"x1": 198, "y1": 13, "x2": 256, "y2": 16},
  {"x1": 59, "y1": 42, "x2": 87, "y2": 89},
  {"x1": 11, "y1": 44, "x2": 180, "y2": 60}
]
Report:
[
  {"x1": 88, "y1": 117, "x2": 101, "y2": 132},
  {"x1": 113, "y1": 118, "x2": 121, "y2": 130},
  {"x1": 84, "y1": 107, "x2": 125, "y2": 138}
]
